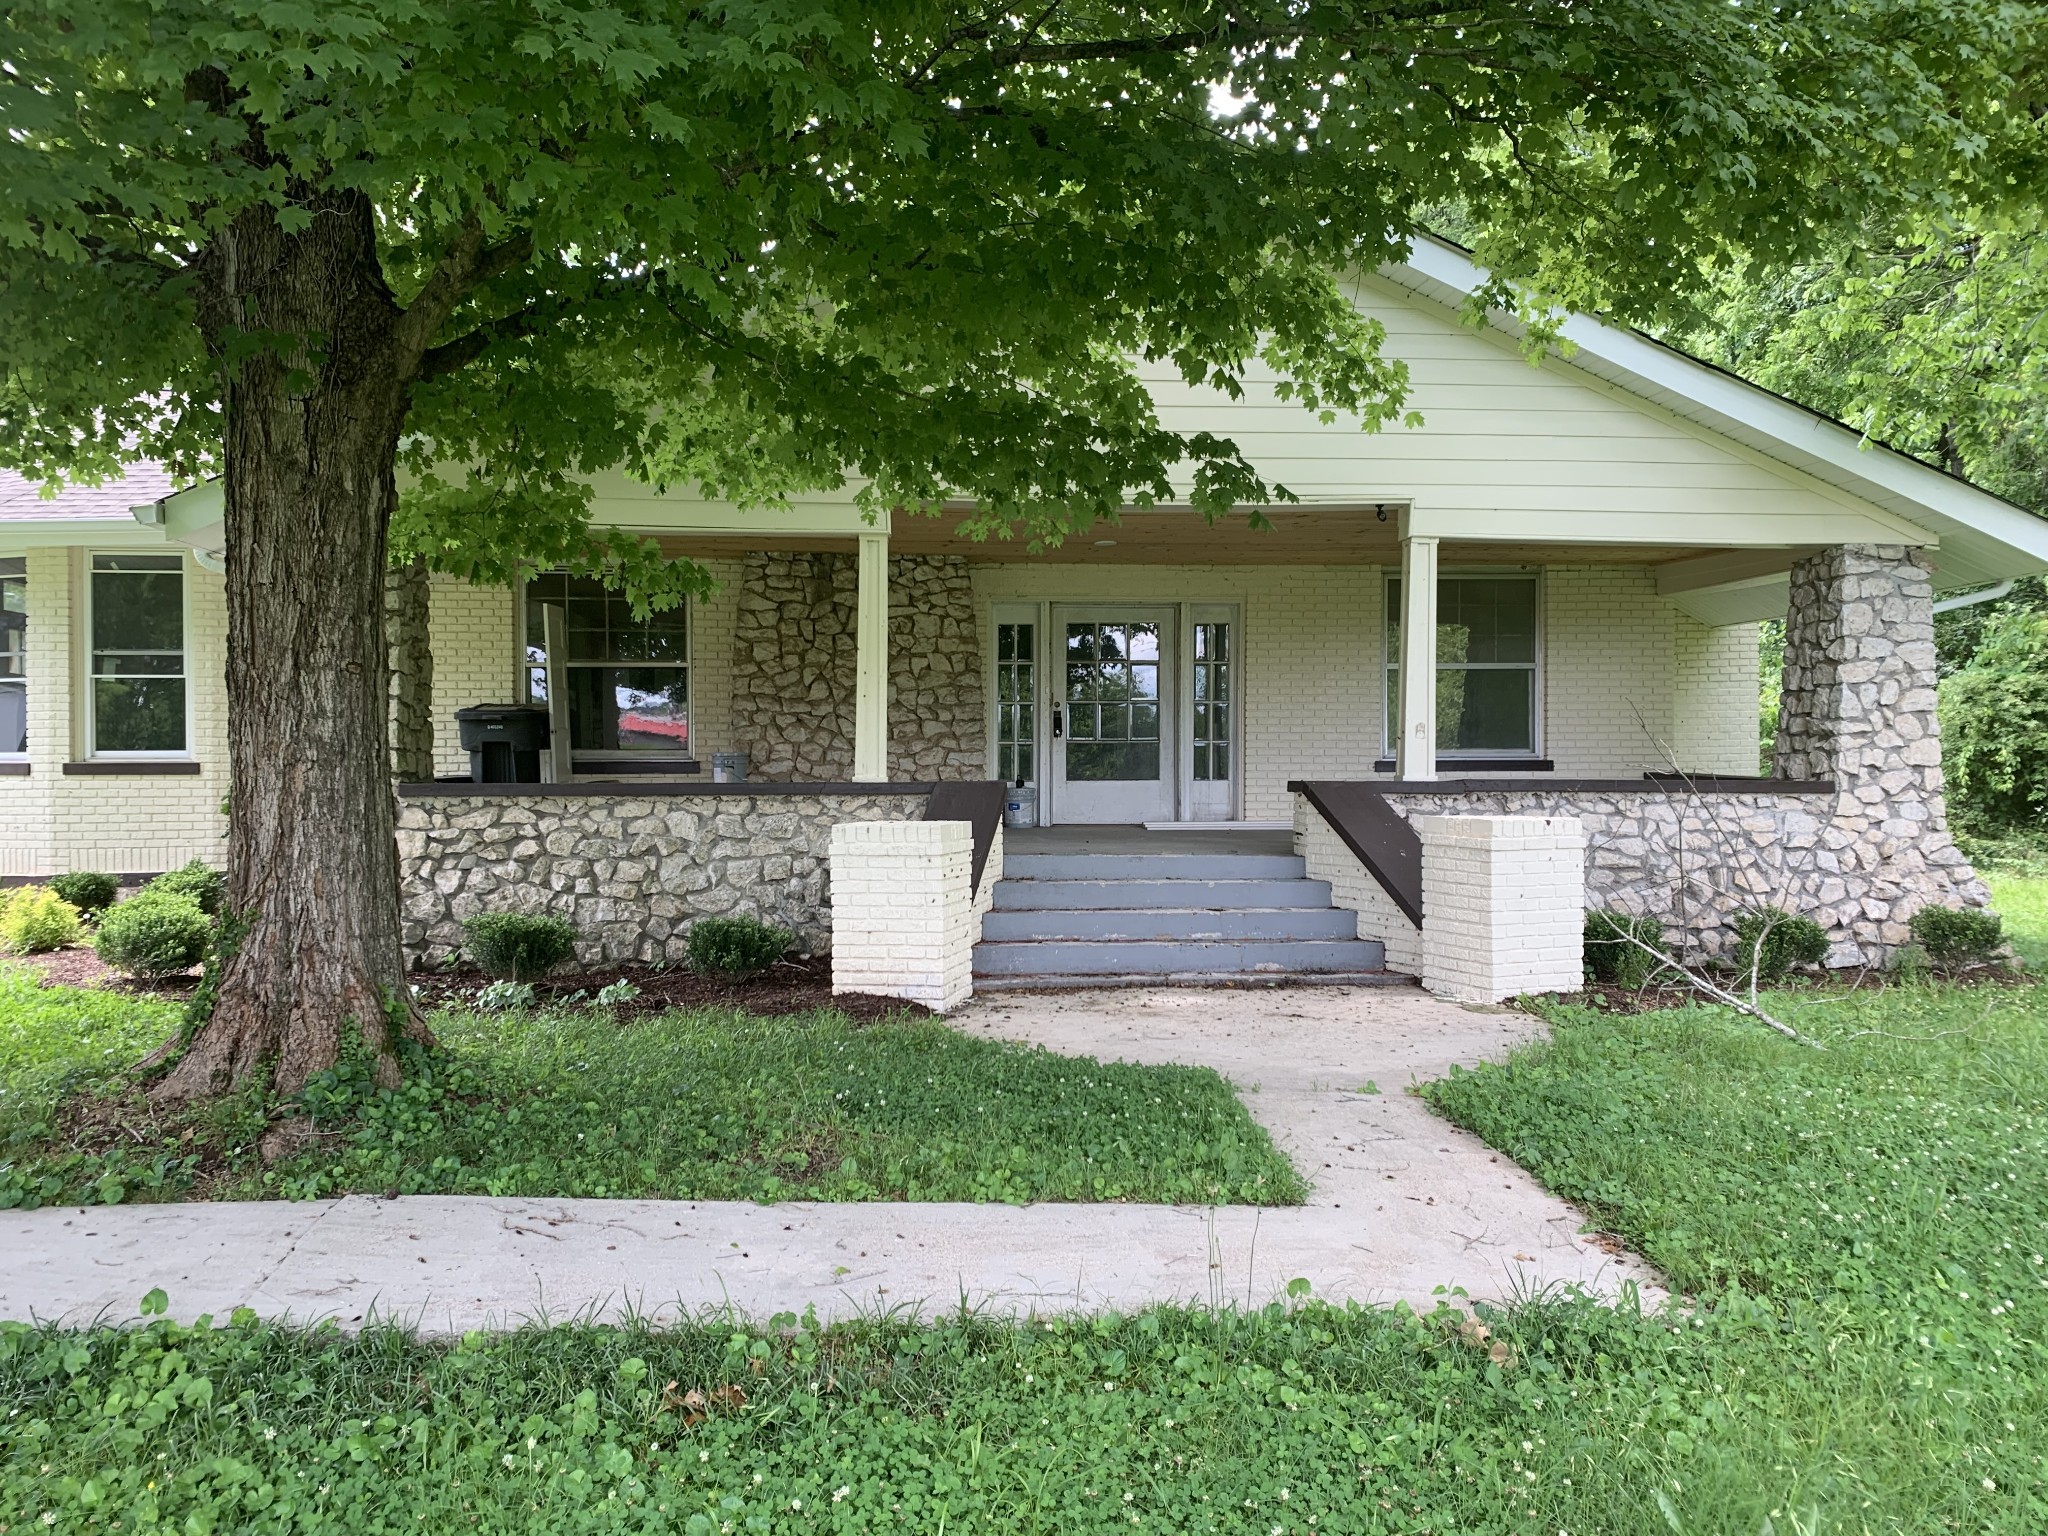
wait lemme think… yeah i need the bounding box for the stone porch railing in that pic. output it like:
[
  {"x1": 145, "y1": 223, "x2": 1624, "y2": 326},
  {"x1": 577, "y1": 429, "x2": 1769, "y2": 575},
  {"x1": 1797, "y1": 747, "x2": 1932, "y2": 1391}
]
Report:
[{"x1": 395, "y1": 781, "x2": 1003, "y2": 967}]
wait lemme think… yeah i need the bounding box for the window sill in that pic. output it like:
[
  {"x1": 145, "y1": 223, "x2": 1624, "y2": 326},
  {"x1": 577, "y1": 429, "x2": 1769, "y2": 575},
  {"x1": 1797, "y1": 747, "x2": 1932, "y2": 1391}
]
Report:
[
  {"x1": 63, "y1": 759, "x2": 202, "y2": 776},
  {"x1": 1371, "y1": 757, "x2": 1553, "y2": 774},
  {"x1": 0, "y1": 761, "x2": 27, "y2": 777}
]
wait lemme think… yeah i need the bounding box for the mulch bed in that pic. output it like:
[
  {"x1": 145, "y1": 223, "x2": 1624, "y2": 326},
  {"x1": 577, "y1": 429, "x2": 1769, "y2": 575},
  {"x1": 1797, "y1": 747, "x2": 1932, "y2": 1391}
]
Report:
[
  {"x1": 412, "y1": 956, "x2": 931, "y2": 1023},
  {"x1": 14, "y1": 945, "x2": 200, "y2": 999},
  {"x1": 16, "y1": 944, "x2": 926, "y2": 1023}
]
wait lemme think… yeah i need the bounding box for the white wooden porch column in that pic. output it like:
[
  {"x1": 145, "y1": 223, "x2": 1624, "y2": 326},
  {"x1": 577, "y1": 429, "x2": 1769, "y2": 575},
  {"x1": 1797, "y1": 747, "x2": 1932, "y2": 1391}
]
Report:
[
  {"x1": 852, "y1": 530, "x2": 889, "y2": 781},
  {"x1": 1395, "y1": 533, "x2": 1439, "y2": 781}
]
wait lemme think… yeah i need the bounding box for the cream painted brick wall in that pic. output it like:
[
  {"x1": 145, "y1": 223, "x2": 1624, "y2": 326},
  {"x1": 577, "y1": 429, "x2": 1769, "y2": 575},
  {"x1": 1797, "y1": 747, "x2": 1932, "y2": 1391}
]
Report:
[
  {"x1": 1542, "y1": 566, "x2": 1676, "y2": 776},
  {"x1": 3, "y1": 549, "x2": 231, "y2": 875},
  {"x1": 1413, "y1": 814, "x2": 1586, "y2": 1002},
  {"x1": 690, "y1": 558, "x2": 741, "y2": 763},
  {"x1": 428, "y1": 578, "x2": 518, "y2": 777},
  {"x1": 973, "y1": 561, "x2": 1761, "y2": 814},
  {"x1": 1671, "y1": 616, "x2": 1764, "y2": 775},
  {"x1": 1294, "y1": 797, "x2": 1422, "y2": 971},
  {"x1": 830, "y1": 819, "x2": 976, "y2": 1010}
]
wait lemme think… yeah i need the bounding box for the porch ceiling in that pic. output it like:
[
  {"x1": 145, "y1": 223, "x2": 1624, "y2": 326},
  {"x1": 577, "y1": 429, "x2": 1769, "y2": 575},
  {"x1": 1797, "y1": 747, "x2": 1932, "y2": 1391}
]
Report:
[{"x1": 654, "y1": 507, "x2": 1734, "y2": 567}]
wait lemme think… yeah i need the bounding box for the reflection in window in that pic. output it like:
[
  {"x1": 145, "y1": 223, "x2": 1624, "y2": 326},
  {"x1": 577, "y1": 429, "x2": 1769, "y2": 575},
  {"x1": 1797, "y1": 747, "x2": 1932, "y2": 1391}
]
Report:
[
  {"x1": 1191, "y1": 622, "x2": 1231, "y2": 781},
  {"x1": 0, "y1": 558, "x2": 23, "y2": 754},
  {"x1": 1064, "y1": 620, "x2": 1161, "y2": 781},
  {"x1": 995, "y1": 622, "x2": 1035, "y2": 783},
  {"x1": 525, "y1": 572, "x2": 690, "y2": 754},
  {"x1": 91, "y1": 553, "x2": 186, "y2": 754},
  {"x1": 1386, "y1": 574, "x2": 1539, "y2": 754}
]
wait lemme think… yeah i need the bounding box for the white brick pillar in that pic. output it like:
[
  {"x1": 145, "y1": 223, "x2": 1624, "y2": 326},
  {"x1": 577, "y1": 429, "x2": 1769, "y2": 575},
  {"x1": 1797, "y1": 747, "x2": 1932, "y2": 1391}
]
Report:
[
  {"x1": 1412, "y1": 813, "x2": 1585, "y2": 1002},
  {"x1": 830, "y1": 819, "x2": 975, "y2": 1012}
]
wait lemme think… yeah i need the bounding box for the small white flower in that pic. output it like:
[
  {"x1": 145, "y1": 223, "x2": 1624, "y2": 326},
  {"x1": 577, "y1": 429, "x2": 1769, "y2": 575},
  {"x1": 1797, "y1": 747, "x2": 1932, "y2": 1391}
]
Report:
[
  {"x1": 1984, "y1": 1478, "x2": 1997, "y2": 1491},
  {"x1": 700, "y1": 1451, "x2": 710, "y2": 1463},
  {"x1": 263, "y1": 1427, "x2": 277, "y2": 1441},
  {"x1": 834, "y1": 1486, "x2": 851, "y2": 1503}
]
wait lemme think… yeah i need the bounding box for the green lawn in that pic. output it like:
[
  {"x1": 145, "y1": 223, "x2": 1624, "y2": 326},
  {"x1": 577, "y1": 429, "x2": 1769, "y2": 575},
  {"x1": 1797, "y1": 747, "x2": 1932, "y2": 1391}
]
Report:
[
  {"x1": 10, "y1": 971, "x2": 2048, "y2": 1530},
  {"x1": 0, "y1": 977, "x2": 1303, "y2": 1209},
  {"x1": 1989, "y1": 871, "x2": 2048, "y2": 970}
]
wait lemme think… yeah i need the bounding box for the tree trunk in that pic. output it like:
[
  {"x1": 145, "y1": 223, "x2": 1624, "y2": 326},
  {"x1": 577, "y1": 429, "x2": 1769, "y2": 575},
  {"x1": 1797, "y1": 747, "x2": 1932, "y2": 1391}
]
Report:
[
  {"x1": 385, "y1": 557, "x2": 437, "y2": 784},
  {"x1": 156, "y1": 189, "x2": 434, "y2": 1102}
]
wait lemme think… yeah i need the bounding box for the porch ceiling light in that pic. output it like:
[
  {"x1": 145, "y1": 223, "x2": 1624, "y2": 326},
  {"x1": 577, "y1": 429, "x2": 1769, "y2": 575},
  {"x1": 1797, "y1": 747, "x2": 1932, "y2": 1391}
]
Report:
[{"x1": 1094, "y1": 538, "x2": 1117, "y2": 547}]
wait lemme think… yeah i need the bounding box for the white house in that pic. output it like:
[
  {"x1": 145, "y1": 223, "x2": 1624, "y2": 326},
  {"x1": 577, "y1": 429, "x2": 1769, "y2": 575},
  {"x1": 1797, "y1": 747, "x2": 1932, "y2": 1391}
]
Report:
[{"x1": 5, "y1": 239, "x2": 2044, "y2": 994}]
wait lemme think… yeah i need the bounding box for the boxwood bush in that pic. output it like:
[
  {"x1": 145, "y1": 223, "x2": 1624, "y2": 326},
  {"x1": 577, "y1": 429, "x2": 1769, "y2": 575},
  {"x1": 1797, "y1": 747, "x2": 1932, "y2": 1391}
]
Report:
[
  {"x1": 142, "y1": 859, "x2": 224, "y2": 917},
  {"x1": 1583, "y1": 908, "x2": 1671, "y2": 989},
  {"x1": 93, "y1": 891, "x2": 212, "y2": 978},
  {"x1": 461, "y1": 911, "x2": 579, "y2": 981},
  {"x1": 48, "y1": 870, "x2": 119, "y2": 914},
  {"x1": 1907, "y1": 905, "x2": 2007, "y2": 971},
  {"x1": 1730, "y1": 905, "x2": 1829, "y2": 983},
  {"x1": 687, "y1": 915, "x2": 793, "y2": 979},
  {"x1": 0, "y1": 886, "x2": 85, "y2": 954}
]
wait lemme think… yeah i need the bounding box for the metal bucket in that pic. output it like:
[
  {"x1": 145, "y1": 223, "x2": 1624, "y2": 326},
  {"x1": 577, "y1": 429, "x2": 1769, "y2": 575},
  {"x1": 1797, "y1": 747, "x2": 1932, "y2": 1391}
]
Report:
[
  {"x1": 710, "y1": 751, "x2": 749, "y2": 784},
  {"x1": 1003, "y1": 784, "x2": 1037, "y2": 829}
]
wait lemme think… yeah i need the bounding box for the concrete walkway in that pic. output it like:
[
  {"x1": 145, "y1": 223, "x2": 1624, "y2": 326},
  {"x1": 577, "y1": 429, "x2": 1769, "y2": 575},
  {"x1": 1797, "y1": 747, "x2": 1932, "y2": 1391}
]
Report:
[{"x1": 0, "y1": 986, "x2": 1655, "y2": 1332}]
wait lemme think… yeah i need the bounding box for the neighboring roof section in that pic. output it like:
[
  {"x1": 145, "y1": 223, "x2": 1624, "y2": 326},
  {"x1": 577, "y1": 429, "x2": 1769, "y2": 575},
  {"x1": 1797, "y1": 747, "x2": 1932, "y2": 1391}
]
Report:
[{"x1": 0, "y1": 464, "x2": 179, "y2": 522}]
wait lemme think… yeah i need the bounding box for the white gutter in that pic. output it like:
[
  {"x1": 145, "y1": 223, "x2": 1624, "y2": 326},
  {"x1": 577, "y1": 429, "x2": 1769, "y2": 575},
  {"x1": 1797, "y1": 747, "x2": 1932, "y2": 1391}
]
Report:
[{"x1": 1932, "y1": 580, "x2": 2015, "y2": 614}]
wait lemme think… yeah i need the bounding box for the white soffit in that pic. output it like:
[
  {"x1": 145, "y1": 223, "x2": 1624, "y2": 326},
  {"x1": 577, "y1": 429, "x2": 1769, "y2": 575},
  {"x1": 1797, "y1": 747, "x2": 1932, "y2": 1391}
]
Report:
[{"x1": 1380, "y1": 239, "x2": 2048, "y2": 592}]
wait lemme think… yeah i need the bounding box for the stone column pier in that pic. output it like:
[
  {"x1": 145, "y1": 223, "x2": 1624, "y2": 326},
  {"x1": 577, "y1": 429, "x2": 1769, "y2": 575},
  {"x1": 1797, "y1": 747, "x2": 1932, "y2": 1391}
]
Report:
[{"x1": 1773, "y1": 543, "x2": 1988, "y2": 958}]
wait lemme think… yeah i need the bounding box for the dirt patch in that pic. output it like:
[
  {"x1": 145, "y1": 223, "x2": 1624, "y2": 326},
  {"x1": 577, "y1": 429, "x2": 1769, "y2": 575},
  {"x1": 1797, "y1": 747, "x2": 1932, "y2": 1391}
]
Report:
[
  {"x1": 411, "y1": 956, "x2": 931, "y2": 1024},
  {"x1": 15, "y1": 945, "x2": 200, "y2": 998}
]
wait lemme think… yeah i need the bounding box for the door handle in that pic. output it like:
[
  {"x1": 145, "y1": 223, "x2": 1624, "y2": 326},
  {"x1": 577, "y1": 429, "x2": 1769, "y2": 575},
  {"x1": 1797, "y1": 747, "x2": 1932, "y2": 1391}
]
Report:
[{"x1": 1051, "y1": 703, "x2": 1064, "y2": 739}]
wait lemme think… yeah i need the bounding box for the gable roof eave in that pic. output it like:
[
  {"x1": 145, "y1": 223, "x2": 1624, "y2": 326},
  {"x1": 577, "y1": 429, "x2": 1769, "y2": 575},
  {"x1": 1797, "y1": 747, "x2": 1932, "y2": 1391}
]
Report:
[{"x1": 1380, "y1": 237, "x2": 2048, "y2": 591}]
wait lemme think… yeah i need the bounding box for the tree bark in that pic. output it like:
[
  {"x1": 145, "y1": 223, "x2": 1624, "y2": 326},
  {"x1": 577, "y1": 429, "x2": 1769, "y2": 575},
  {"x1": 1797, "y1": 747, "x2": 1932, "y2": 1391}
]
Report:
[
  {"x1": 155, "y1": 188, "x2": 435, "y2": 1101},
  {"x1": 385, "y1": 557, "x2": 437, "y2": 784}
]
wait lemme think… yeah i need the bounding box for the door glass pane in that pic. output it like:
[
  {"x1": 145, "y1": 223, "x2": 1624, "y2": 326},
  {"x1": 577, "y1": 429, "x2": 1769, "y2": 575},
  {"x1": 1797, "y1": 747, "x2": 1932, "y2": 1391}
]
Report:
[
  {"x1": 1192, "y1": 621, "x2": 1231, "y2": 781},
  {"x1": 1064, "y1": 620, "x2": 1163, "y2": 781}
]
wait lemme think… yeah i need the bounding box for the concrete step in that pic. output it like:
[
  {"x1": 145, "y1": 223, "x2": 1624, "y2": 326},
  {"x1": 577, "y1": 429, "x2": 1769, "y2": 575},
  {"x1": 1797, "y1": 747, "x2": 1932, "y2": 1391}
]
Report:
[
  {"x1": 991, "y1": 877, "x2": 1334, "y2": 911},
  {"x1": 980, "y1": 906, "x2": 1361, "y2": 943},
  {"x1": 999, "y1": 852, "x2": 1307, "y2": 881},
  {"x1": 973, "y1": 970, "x2": 1413, "y2": 992},
  {"x1": 972, "y1": 937, "x2": 1387, "y2": 977}
]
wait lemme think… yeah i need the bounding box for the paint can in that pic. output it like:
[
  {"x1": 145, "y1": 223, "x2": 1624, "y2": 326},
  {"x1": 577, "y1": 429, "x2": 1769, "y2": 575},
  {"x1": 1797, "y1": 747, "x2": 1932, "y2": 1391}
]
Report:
[{"x1": 1003, "y1": 783, "x2": 1037, "y2": 829}]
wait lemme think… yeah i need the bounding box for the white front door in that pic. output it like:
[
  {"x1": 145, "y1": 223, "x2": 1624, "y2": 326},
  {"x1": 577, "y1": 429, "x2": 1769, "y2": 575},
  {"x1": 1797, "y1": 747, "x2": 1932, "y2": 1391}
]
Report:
[{"x1": 1050, "y1": 606, "x2": 1176, "y2": 823}]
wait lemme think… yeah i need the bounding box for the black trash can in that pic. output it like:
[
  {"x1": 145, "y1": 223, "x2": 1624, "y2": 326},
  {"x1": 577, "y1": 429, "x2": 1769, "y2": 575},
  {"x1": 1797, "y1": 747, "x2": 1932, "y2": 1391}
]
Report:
[{"x1": 454, "y1": 704, "x2": 552, "y2": 784}]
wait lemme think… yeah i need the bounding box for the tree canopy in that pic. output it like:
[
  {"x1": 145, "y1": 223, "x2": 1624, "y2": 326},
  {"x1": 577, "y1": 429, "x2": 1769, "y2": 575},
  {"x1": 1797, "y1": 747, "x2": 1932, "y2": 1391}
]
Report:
[{"x1": 7, "y1": 0, "x2": 2036, "y2": 579}]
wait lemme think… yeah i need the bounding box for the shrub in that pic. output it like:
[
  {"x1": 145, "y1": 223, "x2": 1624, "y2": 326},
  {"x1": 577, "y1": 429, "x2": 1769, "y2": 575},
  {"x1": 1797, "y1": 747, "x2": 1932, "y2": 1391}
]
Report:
[
  {"x1": 1907, "y1": 905, "x2": 2006, "y2": 971},
  {"x1": 687, "y1": 915, "x2": 793, "y2": 979},
  {"x1": 461, "y1": 911, "x2": 579, "y2": 981},
  {"x1": 1940, "y1": 609, "x2": 2048, "y2": 834},
  {"x1": 0, "y1": 887, "x2": 85, "y2": 954},
  {"x1": 1731, "y1": 906, "x2": 1830, "y2": 983},
  {"x1": 93, "y1": 892, "x2": 211, "y2": 978},
  {"x1": 48, "y1": 871, "x2": 119, "y2": 914},
  {"x1": 142, "y1": 859, "x2": 224, "y2": 917},
  {"x1": 1583, "y1": 909, "x2": 1672, "y2": 990}
]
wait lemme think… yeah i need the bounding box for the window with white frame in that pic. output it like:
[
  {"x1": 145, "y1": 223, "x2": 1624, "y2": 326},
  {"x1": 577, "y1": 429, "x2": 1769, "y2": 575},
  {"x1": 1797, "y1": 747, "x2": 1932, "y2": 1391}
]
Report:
[
  {"x1": 523, "y1": 572, "x2": 690, "y2": 754},
  {"x1": 0, "y1": 558, "x2": 24, "y2": 755},
  {"x1": 1385, "y1": 572, "x2": 1540, "y2": 755},
  {"x1": 91, "y1": 553, "x2": 187, "y2": 754}
]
